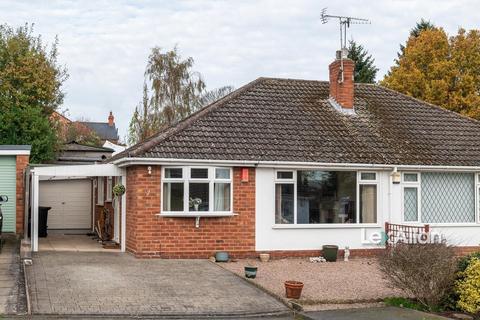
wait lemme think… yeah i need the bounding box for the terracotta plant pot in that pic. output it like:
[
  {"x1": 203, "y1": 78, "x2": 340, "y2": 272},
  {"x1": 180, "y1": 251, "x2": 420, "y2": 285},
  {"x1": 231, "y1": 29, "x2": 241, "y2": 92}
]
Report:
[
  {"x1": 284, "y1": 280, "x2": 304, "y2": 299},
  {"x1": 244, "y1": 266, "x2": 258, "y2": 278},
  {"x1": 259, "y1": 253, "x2": 270, "y2": 262}
]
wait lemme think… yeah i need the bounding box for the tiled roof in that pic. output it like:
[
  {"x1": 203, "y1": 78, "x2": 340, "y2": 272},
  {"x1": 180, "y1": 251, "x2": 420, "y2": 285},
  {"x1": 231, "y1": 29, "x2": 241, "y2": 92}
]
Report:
[
  {"x1": 62, "y1": 142, "x2": 113, "y2": 152},
  {"x1": 111, "y1": 78, "x2": 480, "y2": 166},
  {"x1": 81, "y1": 122, "x2": 119, "y2": 141}
]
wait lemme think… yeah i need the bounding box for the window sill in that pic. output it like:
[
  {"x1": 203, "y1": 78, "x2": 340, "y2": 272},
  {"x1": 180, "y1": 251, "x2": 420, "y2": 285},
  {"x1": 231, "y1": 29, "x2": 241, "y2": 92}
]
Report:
[
  {"x1": 272, "y1": 223, "x2": 381, "y2": 229},
  {"x1": 157, "y1": 212, "x2": 237, "y2": 218}
]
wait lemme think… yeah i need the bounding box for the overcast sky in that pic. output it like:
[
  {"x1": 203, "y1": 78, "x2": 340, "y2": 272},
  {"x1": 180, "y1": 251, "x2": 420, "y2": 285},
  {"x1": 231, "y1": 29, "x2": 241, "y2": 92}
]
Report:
[{"x1": 1, "y1": 0, "x2": 478, "y2": 142}]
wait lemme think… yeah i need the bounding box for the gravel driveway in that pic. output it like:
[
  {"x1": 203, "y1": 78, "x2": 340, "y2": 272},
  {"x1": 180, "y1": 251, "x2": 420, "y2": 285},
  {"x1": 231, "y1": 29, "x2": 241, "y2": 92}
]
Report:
[{"x1": 221, "y1": 258, "x2": 403, "y2": 306}]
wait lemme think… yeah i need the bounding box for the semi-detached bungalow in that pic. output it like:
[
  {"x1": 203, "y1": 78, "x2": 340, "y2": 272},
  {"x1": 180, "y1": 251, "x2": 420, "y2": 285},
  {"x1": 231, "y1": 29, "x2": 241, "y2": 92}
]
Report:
[{"x1": 27, "y1": 51, "x2": 480, "y2": 257}]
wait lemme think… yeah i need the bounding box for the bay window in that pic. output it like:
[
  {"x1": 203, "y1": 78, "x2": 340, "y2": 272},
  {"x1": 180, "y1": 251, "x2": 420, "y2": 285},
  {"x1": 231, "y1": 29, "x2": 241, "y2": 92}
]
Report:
[
  {"x1": 274, "y1": 170, "x2": 378, "y2": 225},
  {"x1": 162, "y1": 167, "x2": 232, "y2": 214}
]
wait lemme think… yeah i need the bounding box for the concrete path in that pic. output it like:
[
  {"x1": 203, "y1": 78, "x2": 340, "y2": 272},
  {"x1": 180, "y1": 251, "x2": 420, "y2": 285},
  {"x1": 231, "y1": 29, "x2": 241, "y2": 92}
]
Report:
[
  {"x1": 26, "y1": 251, "x2": 288, "y2": 317},
  {"x1": 303, "y1": 306, "x2": 449, "y2": 320},
  {"x1": 0, "y1": 235, "x2": 27, "y2": 315}
]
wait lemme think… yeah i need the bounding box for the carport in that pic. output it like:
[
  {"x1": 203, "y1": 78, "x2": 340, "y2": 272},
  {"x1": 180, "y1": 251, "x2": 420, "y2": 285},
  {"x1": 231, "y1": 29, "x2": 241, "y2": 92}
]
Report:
[{"x1": 27, "y1": 164, "x2": 126, "y2": 252}]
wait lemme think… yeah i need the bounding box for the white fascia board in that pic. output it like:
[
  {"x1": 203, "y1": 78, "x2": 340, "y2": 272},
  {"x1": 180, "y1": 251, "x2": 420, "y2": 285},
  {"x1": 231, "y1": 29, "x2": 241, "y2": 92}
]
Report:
[
  {"x1": 113, "y1": 158, "x2": 259, "y2": 167},
  {"x1": 112, "y1": 157, "x2": 480, "y2": 172},
  {"x1": 0, "y1": 150, "x2": 30, "y2": 156},
  {"x1": 31, "y1": 164, "x2": 123, "y2": 177}
]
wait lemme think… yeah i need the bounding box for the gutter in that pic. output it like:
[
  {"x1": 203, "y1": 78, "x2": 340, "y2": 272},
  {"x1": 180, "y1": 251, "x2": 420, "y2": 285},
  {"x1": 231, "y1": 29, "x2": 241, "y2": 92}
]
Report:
[{"x1": 112, "y1": 157, "x2": 480, "y2": 172}]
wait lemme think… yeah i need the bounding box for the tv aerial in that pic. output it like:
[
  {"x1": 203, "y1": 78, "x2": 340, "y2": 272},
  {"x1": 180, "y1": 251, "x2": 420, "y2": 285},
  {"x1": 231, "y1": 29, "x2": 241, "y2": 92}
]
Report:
[
  {"x1": 320, "y1": 8, "x2": 370, "y2": 52},
  {"x1": 320, "y1": 8, "x2": 370, "y2": 83}
]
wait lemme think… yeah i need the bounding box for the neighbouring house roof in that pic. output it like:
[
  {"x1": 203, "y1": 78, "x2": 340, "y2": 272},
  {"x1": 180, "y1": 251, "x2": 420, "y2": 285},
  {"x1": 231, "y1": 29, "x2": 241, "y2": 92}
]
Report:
[
  {"x1": 62, "y1": 141, "x2": 114, "y2": 152},
  {"x1": 80, "y1": 122, "x2": 119, "y2": 141},
  {"x1": 103, "y1": 140, "x2": 126, "y2": 156},
  {"x1": 53, "y1": 142, "x2": 114, "y2": 164},
  {"x1": 110, "y1": 77, "x2": 480, "y2": 167}
]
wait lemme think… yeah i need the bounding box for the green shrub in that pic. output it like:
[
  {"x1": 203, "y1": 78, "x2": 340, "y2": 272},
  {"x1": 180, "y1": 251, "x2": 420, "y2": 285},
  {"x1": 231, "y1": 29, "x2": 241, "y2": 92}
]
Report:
[
  {"x1": 458, "y1": 252, "x2": 480, "y2": 273},
  {"x1": 455, "y1": 258, "x2": 480, "y2": 315}
]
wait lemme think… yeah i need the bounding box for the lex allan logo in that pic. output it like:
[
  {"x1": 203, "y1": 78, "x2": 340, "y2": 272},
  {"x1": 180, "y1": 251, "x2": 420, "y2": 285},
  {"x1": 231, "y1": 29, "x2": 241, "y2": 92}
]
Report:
[{"x1": 361, "y1": 229, "x2": 443, "y2": 245}]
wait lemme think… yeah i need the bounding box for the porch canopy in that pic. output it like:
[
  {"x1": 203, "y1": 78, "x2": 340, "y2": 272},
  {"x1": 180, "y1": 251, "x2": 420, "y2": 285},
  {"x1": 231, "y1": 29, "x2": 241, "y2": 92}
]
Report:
[{"x1": 28, "y1": 164, "x2": 126, "y2": 252}]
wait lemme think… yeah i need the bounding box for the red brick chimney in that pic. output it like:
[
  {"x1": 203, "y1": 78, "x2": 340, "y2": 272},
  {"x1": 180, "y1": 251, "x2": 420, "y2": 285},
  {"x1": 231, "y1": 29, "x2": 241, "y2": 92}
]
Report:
[
  {"x1": 329, "y1": 49, "x2": 354, "y2": 109},
  {"x1": 108, "y1": 111, "x2": 114, "y2": 127}
]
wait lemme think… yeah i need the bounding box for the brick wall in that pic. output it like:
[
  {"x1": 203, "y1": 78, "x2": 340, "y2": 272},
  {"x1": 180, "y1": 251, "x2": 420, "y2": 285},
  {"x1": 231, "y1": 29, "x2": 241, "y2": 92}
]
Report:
[
  {"x1": 16, "y1": 155, "x2": 29, "y2": 234},
  {"x1": 126, "y1": 166, "x2": 256, "y2": 258}
]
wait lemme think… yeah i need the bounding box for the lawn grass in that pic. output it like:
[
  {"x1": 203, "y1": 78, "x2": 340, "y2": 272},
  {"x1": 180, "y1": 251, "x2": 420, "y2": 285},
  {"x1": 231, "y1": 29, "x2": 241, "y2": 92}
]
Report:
[{"x1": 384, "y1": 297, "x2": 430, "y2": 312}]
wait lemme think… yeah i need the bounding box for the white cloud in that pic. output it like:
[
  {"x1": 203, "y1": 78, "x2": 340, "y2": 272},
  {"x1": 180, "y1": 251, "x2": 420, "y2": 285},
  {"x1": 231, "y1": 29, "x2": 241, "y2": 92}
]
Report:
[{"x1": 1, "y1": 0, "x2": 478, "y2": 140}]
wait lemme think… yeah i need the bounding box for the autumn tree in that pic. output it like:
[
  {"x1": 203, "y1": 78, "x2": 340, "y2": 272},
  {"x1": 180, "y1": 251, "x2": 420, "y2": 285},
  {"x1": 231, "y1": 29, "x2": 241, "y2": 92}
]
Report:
[
  {"x1": 396, "y1": 19, "x2": 435, "y2": 62},
  {"x1": 0, "y1": 24, "x2": 67, "y2": 162},
  {"x1": 128, "y1": 46, "x2": 234, "y2": 145},
  {"x1": 64, "y1": 122, "x2": 101, "y2": 147},
  {"x1": 382, "y1": 27, "x2": 480, "y2": 120},
  {"x1": 347, "y1": 40, "x2": 378, "y2": 83}
]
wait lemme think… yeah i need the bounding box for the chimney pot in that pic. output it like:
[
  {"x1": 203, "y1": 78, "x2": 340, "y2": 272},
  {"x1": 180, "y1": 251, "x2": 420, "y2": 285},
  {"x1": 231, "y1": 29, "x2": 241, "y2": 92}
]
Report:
[{"x1": 108, "y1": 111, "x2": 114, "y2": 127}]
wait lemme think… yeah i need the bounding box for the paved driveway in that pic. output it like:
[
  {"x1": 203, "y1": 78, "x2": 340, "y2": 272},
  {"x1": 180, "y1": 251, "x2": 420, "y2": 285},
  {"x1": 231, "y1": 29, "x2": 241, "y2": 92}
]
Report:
[
  {"x1": 0, "y1": 235, "x2": 26, "y2": 315},
  {"x1": 25, "y1": 252, "x2": 288, "y2": 317}
]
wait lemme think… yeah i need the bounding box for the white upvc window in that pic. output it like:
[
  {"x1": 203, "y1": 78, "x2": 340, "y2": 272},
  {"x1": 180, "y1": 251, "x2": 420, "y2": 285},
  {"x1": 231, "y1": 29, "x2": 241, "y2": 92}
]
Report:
[
  {"x1": 401, "y1": 172, "x2": 420, "y2": 223},
  {"x1": 358, "y1": 172, "x2": 378, "y2": 224},
  {"x1": 97, "y1": 177, "x2": 104, "y2": 205},
  {"x1": 477, "y1": 174, "x2": 480, "y2": 224},
  {"x1": 161, "y1": 167, "x2": 233, "y2": 215},
  {"x1": 274, "y1": 170, "x2": 379, "y2": 225},
  {"x1": 106, "y1": 177, "x2": 113, "y2": 202}
]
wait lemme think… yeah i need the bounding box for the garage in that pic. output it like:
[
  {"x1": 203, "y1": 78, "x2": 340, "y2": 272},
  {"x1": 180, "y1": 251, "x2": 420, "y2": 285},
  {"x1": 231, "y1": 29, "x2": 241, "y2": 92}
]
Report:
[
  {"x1": 28, "y1": 164, "x2": 126, "y2": 252},
  {"x1": 0, "y1": 156, "x2": 17, "y2": 232},
  {"x1": 0, "y1": 146, "x2": 30, "y2": 234},
  {"x1": 39, "y1": 179, "x2": 92, "y2": 230}
]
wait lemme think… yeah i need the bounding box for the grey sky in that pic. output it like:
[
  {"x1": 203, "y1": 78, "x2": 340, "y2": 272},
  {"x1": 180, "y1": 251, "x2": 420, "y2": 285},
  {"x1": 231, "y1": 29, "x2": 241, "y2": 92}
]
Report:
[{"x1": 1, "y1": 0, "x2": 478, "y2": 142}]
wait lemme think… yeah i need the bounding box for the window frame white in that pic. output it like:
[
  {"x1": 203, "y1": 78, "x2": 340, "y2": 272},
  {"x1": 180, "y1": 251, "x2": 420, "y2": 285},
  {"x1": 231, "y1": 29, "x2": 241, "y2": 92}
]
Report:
[
  {"x1": 106, "y1": 176, "x2": 113, "y2": 202},
  {"x1": 160, "y1": 166, "x2": 234, "y2": 217},
  {"x1": 357, "y1": 172, "x2": 379, "y2": 224},
  {"x1": 401, "y1": 172, "x2": 421, "y2": 223},
  {"x1": 274, "y1": 170, "x2": 296, "y2": 224},
  {"x1": 273, "y1": 169, "x2": 379, "y2": 226},
  {"x1": 476, "y1": 174, "x2": 480, "y2": 224},
  {"x1": 97, "y1": 177, "x2": 104, "y2": 205}
]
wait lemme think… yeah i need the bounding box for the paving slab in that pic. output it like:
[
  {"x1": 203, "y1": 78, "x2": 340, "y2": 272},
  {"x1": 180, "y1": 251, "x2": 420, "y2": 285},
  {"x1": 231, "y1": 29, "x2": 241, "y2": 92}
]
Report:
[
  {"x1": 303, "y1": 306, "x2": 449, "y2": 320},
  {"x1": 26, "y1": 251, "x2": 288, "y2": 317},
  {"x1": 0, "y1": 235, "x2": 27, "y2": 315}
]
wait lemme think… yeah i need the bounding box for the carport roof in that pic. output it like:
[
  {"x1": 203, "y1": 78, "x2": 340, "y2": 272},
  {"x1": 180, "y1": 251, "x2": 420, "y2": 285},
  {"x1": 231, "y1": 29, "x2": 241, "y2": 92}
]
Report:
[
  {"x1": 0, "y1": 145, "x2": 31, "y2": 150},
  {"x1": 0, "y1": 145, "x2": 31, "y2": 155}
]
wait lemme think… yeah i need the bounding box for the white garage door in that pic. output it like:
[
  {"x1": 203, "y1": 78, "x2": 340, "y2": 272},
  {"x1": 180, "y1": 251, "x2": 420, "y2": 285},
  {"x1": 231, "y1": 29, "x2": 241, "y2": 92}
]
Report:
[{"x1": 39, "y1": 179, "x2": 92, "y2": 229}]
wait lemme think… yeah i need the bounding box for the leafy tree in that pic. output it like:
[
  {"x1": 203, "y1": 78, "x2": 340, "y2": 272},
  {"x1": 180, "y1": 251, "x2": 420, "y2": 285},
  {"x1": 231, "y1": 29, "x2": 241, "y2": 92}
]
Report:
[
  {"x1": 128, "y1": 47, "x2": 234, "y2": 145},
  {"x1": 0, "y1": 24, "x2": 67, "y2": 162},
  {"x1": 64, "y1": 122, "x2": 101, "y2": 146},
  {"x1": 382, "y1": 27, "x2": 480, "y2": 120},
  {"x1": 347, "y1": 40, "x2": 378, "y2": 83},
  {"x1": 128, "y1": 83, "x2": 156, "y2": 145},
  {"x1": 200, "y1": 85, "x2": 235, "y2": 106},
  {"x1": 146, "y1": 46, "x2": 205, "y2": 125},
  {"x1": 396, "y1": 19, "x2": 436, "y2": 62},
  {"x1": 0, "y1": 101, "x2": 57, "y2": 162}
]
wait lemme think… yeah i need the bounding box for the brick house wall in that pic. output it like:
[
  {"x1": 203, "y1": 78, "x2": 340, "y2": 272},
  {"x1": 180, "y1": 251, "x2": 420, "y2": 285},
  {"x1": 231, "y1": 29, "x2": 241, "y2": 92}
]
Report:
[
  {"x1": 126, "y1": 166, "x2": 256, "y2": 258},
  {"x1": 16, "y1": 155, "x2": 29, "y2": 234}
]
